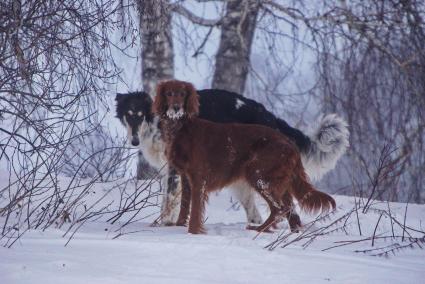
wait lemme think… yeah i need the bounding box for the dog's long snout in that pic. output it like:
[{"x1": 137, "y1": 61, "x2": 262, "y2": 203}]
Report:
[{"x1": 131, "y1": 136, "x2": 140, "y2": 146}]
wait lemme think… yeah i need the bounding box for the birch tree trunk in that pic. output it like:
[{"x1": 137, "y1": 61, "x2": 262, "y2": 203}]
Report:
[
  {"x1": 136, "y1": 0, "x2": 174, "y2": 179},
  {"x1": 212, "y1": 0, "x2": 259, "y2": 94},
  {"x1": 138, "y1": 0, "x2": 174, "y2": 95}
]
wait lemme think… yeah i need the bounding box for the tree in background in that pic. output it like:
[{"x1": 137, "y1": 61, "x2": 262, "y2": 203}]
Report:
[
  {"x1": 211, "y1": 0, "x2": 260, "y2": 94},
  {"x1": 135, "y1": 0, "x2": 175, "y2": 179},
  {"x1": 145, "y1": 0, "x2": 425, "y2": 203},
  {"x1": 137, "y1": 0, "x2": 175, "y2": 95}
]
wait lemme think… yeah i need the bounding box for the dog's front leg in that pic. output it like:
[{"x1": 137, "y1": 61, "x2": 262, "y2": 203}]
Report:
[
  {"x1": 176, "y1": 175, "x2": 191, "y2": 226},
  {"x1": 160, "y1": 167, "x2": 181, "y2": 225},
  {"x1": 188, "y1": 178, "x2": 206, "y2": 234}
]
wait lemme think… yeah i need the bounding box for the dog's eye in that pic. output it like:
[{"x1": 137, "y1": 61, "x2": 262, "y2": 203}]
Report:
[{"x1": 137, "y1": 111, "x2": 143, "y2": 117}]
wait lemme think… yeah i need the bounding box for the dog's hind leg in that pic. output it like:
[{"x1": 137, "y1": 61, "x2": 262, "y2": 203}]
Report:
[
  {"x1": 230, "y1": 181, "x2": 262, "y2": 224},
  {"x1": 245, "y1": 184, "x2": 283, "y2": 233},
  {"x1": 281, "y1": 191, "x2": 301, "y2": 232},
  {"x1": 246, "y1": 193, "x2": 278, "y2": 233}
]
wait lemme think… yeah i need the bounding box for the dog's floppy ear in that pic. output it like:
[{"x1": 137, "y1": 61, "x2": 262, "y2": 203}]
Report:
[
  {"x1": 115, "y1": 93, "x2": 127, "y2": 119},
  {"x1": 140, "y1": 91, "x2": 153, "y2": 103},
  {"x1": 115, "y1": 93, "x2": 125, "y2": 102},
  {"x1": 140, "y1": 92, "x2": 154, "y2": 122},
  {"x1": 184, "y1": 82, "x2": 199, "y2": 118},
  {"x1": 153, "y1": 82, "x2": 167, "y2": 116}
]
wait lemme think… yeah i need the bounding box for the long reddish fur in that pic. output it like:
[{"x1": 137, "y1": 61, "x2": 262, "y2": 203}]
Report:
[{"x1": 153, "y1": 80, "x2": 336, "y2": 234}]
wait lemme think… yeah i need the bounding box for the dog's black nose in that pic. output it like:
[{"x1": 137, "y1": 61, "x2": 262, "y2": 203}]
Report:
[
  {"x1": 131, "y1": 136, "x2": 139, "y2": 146},
  {"x1": 173, "y1": 104, "x2": 180, "y2": 112}
]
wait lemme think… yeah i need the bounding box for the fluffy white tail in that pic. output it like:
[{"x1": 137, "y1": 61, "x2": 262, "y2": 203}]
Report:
[{"x1": 301, "y1": 114, "x2": 349, "y2": 181}]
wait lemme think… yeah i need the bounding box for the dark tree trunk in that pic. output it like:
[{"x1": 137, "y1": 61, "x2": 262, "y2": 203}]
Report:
[{"x1": 212, "y1": 0, "x2": 259, "y2": 94}]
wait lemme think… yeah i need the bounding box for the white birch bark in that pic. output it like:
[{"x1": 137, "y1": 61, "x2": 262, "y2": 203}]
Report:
[
  {"x1": 212, "y1": 0, "x2": 259, "y2": 94},
  {"x1": 138, "y1": 0, "x2": 175, "y2": 95}
]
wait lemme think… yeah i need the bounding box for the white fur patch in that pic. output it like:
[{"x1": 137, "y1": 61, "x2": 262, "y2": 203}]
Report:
[
  {"x1": 160, "y1": 174, "x2": 182, "y2": 225},
  {"x1": 229, "y1": 180, "x2": 262, "y2": 224},
  {"x1": 235, "y1": 99, "x2": 245, "y2": 109},
  {"x1": 123, "y1": 116, "x2": 133, "y2": 142},
  {"x1": 257, "y1": 179, "x2": 269, "y2": 190},
  {"x1": 166, "y1": 109, "x2": 184, "y2": 120},
  {"x1": 301, "y1": 114, "x2": 350, "y2": 181},
  {"x1": 138, "y1": 117, "x2": 167, "y2": 170}
]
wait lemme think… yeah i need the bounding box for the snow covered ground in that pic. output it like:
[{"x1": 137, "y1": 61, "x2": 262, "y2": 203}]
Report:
[{"x1": 1, "y1": 177, "x2": 424, "y2": 284}]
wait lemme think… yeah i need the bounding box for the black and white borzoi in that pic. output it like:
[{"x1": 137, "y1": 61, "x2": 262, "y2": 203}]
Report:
[{"x1": 115, "y1": 89, "x2": 349, "y2": 226}]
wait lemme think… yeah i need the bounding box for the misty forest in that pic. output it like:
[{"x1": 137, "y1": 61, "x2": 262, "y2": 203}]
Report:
[{"x1": 1, "y1": 1, "x2": 424, "y2": 283}]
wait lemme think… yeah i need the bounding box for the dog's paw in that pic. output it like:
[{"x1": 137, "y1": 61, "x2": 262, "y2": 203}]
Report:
[
  {"x1": 160, "y1": 214, "x2": 178, "y2": 226},
  {"x1": 246, "y1": 211, "x2": 263, "y2": 224},
  {"x1": 188, "y1": 226, "x2": 206, "y2": 234},
  {"x1": 246, "y1": 224, "x2": 273, "y2": 233}
]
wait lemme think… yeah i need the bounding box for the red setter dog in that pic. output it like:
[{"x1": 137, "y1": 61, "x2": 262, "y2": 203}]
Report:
[{"x1": 153, "y1": 80, "x2": 336, "y2": 234}]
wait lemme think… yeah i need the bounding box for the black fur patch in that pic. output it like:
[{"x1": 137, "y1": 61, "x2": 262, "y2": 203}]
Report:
[
  {"x1": 197, "y1": 89, "x2": 311, "y2": 152},
  {"x1": 115, "y1": 92, "x2": 153, "y2": 124},
  {"x1": 167, "y1": 167, "x2": 179, "y2": 194}
]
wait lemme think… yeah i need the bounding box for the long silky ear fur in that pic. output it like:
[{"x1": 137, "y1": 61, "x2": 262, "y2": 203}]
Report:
[
  {"x1": 115, "y1": 93, "x2": 124, "y2": 102},
  {"x1": 184, "y1": 82, "x2": 199, "y2": 118},
  {"x1": 153, "y1": 82, "x2": 167, "y2": 116}
]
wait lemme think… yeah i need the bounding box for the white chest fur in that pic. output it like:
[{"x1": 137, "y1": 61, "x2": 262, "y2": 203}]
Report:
[{"x1": 138, "y1": 117, "x2": 167, "y2": 172}]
